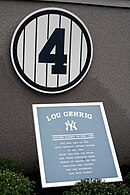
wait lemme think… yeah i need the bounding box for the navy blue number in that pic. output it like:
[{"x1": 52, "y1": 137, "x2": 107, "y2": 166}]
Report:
[{"x1": 39, "y1": 28, "x2": 67, "y2": 74}]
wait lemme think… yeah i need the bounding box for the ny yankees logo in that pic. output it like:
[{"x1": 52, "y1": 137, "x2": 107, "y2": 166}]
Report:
[{"x1": 65, "y1": 120, "x2": 78, "y2": 131}]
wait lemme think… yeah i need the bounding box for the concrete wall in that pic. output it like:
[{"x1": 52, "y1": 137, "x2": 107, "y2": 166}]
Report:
[{"x1": 0, "y1": 0, "x2": 130, "y2": 173}]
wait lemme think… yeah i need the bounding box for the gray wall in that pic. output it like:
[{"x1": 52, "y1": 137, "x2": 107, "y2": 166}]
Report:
[
  {"x1": 42, "y1": 0, "x2": 130, "y2": 8},
  {"x1": 0, "y1": 0, "x2": 130, "y2": 174}
]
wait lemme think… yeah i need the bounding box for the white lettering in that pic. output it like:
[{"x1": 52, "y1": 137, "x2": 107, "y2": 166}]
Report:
[
  {"x1": 46, "y1": 116, "x2": 51, "y2": 121},
  {"x1": 46, "y1": 112, "x2": 61, "y2": 121},
  {"x1": 46, "y1": 111, "x2": 92, "y2": 121},
  {"x1": 63, "y1": 111, "x2": 92, "y2": 119},
  {"x1": 63, "y1": 112, "x2": 68, "y2": 117}
]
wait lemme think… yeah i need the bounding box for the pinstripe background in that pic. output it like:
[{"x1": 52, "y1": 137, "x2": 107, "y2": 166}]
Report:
[{"x1": 12, "y1": 8, "x2": 93, "y2": 93}]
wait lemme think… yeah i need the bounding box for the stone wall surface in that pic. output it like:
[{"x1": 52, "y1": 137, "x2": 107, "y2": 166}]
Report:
[{"x1": 0, "y1": 0, "x2": 130, "y2": 173}]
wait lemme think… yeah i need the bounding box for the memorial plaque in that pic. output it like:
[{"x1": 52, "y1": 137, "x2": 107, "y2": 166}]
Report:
[{"x1": 32, "y1": 102, "x2": 122, "y2": 188}]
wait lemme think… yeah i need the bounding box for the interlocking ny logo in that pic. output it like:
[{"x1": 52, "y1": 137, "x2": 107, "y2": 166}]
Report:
[
  {"x1": 11, "y1": 8, "x2": 93, "y2": 94},
  {"x1": 65, "y1": 120, "x2": 78, "y2": 131}
]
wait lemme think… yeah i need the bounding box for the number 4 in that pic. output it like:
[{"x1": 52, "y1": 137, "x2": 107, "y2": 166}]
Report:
[{"x1": 38, "y1": 28, "x2": 67, "y2": 74}]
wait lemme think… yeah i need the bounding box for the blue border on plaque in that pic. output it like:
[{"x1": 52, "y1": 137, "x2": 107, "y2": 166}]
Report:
[{"x1": 32, "y1": 102, "x2": 122, "y2": 187}]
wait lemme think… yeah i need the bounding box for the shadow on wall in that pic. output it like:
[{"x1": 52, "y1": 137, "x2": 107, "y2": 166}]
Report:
[
  {"x1": 71, "y1": 77, "x2": 130, "y2": 166},
  {"x1": 0, "y1": 50, "x2": 130, "y2": 174},
  {"x1": 29, "y1": 77, "x2": 130, "y2": 194},
  {"x1": 52, "y1": 75, "x2": 130, "y2": 166}
]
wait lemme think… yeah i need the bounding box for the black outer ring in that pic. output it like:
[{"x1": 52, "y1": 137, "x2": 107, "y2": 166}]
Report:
[{"x1": 12, "y1": 9, "x2": 92, "y2": 93}]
